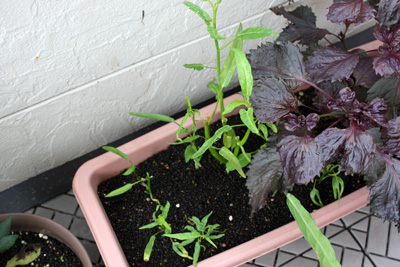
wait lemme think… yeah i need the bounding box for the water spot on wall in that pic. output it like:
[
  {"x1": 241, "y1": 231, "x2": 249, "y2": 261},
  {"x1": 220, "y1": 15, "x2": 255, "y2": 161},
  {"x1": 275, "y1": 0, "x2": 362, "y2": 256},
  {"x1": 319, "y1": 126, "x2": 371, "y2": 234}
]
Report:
[{"x1": 111, "y1": 57, "x2": 120, "y2": 70}]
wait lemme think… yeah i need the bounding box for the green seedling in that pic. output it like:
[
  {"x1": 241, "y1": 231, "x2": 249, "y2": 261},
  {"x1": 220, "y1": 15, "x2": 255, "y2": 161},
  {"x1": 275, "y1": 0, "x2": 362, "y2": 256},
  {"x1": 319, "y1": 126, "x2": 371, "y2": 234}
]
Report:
[
  {"x1": 139, "y1": 202, "x2": 172, "y2": 262},
  {"x1": 0, "y1": 216, "x2": 18, "y2": 253},
  {"x1": 164, "y1": 211, "x2": 224, "y2": 267},
  {"x1": 310, "y1": 164, "x2": 344, "y2": 207},
  {"x1": 129, "y1": 0, "x2": 278, "y2": 177},
  {"x1": 102, "y1": 146, "x2": 157, "y2": 202}
]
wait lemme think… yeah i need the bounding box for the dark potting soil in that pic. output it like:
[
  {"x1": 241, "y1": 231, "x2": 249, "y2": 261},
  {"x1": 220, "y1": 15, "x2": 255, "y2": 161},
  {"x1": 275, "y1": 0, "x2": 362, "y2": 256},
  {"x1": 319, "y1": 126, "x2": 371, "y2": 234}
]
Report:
[
  {"x1": 0, "y1": 231, "x2": 83, "y2": 267},
  {"x1": 98, "y1": 114, "x2": 366, "y2": 267}
]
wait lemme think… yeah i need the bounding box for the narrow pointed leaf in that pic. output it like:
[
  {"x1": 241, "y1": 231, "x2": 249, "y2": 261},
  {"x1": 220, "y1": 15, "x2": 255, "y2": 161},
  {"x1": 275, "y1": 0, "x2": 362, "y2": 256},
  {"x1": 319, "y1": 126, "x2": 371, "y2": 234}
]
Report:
[
  {"x1": 0, "y1": 215, "x2": 12, "y2": 239},
  {"x1": 237, "y1": 27, "x2": 278, "y2": 40},
  {"x1": 230, "y1": 47, "x2": 253, "y2": 99},
  {"x1": 183, "y1": 1, "x2": 212, "y2": 25},
  {"x1": 286, "y1": 193, "x2": 341, "y2": 267},
  {"x1": 223, "y1": 100, "x2": 246, "y2": 115},
  {"x1": 105, "y1": 183, "x2": 133, "y2": 197},
  {"x1": 191, "y1": 125, "x2": 232, "y2": 159},
  {"x1": 207, "y1": 25, "x2": 227, "y2": 40},
  {"x1": 239, "y1": 108, "x2": 259, "y2": 134},
  {"x1": 103, "y1": 146, "x2": 129, "y2": 161},
  {"x1": 184, "y1": 64, "x2": 206, "y2": 71},
  {"x1": 143, "y1": 235, "x2": 156, "y2": 262},
  {"x1": 219, "y1": 147, "x2": 246, "y2": 178},
  {"x1": 129, "y1": 112, "x2": 175, "y2": 123},
  {"x1": 220, "y1": 24, "x2": 243, "y2": 89},
  {"x1": 0, "y1": 235, "x2": 18, "y2": 253}
]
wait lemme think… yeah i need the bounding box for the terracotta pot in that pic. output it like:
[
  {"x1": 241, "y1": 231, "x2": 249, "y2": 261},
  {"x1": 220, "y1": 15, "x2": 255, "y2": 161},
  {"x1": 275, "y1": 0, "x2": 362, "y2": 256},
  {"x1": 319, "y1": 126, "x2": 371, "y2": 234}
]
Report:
[
  {"x1": 0, "y1": 213, "x2": 92, "y2": 267},
  {"x1": 73, "y1": 90, "x2": 371, "y2": 266}
]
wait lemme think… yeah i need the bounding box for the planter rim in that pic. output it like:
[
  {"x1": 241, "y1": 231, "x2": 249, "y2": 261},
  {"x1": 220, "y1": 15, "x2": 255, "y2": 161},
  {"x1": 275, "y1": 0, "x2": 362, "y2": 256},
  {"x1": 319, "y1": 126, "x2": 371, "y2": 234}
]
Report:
[
  {"x1": 0, "y1": 213, "x2": 92, "y2": 267},
  {"x1": 73, "y1": 50, "x2": 376, "y2": 265}
]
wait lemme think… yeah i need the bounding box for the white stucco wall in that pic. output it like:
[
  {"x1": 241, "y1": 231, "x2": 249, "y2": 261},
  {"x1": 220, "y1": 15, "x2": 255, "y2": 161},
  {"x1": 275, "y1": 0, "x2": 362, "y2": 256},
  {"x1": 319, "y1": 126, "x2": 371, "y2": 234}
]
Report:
[{"x1": 0, "y1": 0, "x2": 375, "y2": 191}]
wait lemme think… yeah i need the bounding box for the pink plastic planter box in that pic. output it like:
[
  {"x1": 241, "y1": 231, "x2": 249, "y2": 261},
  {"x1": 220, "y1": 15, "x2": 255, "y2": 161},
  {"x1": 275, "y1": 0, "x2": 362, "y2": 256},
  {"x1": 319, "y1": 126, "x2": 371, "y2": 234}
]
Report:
[{"x1": 73, "y1": 92, "x2": 371, "y2": 266}]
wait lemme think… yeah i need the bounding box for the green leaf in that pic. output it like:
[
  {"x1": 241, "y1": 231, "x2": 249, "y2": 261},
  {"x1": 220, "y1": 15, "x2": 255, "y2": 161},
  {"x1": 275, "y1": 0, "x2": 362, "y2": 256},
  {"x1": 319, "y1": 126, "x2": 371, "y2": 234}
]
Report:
[
  {"x1": 226, "y1": 152, "x2": 251, "y2": 172},
  {"x1": 286, "y1": 193, "x2": 341, "y2": 267},
  {"x1": 122, "y1": 165, "x2": 136, "y2": 176},
  {"x1": 129, "y1": 112, "x2": 175, "y2": 123},
  {"x1": 220, "y1": 23, "x2": 243, "y2": 89},
  {"x1": 184, "y1": 144, "x2": 198, "y2": 163},
  {"x1": 162, "y1": 201, "x2": 170, "y2": 219},
  {"x1": 219, "y1": 147, "x2": 246, "y2": 178},
  {"x1": 193, "y1": 241, "x2": 201, "y2": 267},
  {"x1": 223, "y1": 100, "x2": 246, "y2": 115},
  {"x1": 237, "y1": 27, "x2": 278, "y2": 40},
  {"x1": 6, "y1": 245, "x2": 41, "y2": 267},
  {"x1": 230, "y1": 47, "x2": 253, "y2": 100},
  {"x1": 239, "y1": 108, "x2": 259, "y2": 134},
  {"x1": 184, "y1": 63, "x2": 206, "y2": 71},
  {"x1": 200, "y1": 211, "x2": 213, "y2": 227},
  {"x1": 183, "y1": 1, "x2": 212, "y2": 25},
  {"x1": 157, "y1": 215, "x2": 171, "y2": 232},
  {"x1": 143, "y1": 235, "x2": 156, "y2": 262},
  {"x1": 332, "y1": 176, "x2": 344, "y2": 201},
  {"x1": 164, "y1": 232, "x2": 201, "y2": 240},
  {"x1": 207, "y1": 25, "x2": 227, "y2": 40},
  {"x1": 105, "y1": 183, "x2": 133, "y2": 198},
  {"x1": 310, "y1": 187, "x2": 323, "y2": 208},
  {"x1": 102, "y1": 146, "x2": 129, "y2": 161},
  {"x1": 191, "y1": 125, "x2": 232, "y2": 159},
  {"x1": 172, "y1": 242, "x2": 193, "y2": 259},
  {"x1": 0, "y1": 215, "x2": 12, "y2": 240},
  {"x1": 207, "y1": 80, "x2": 219, "y2": 94},
  {"x1": 0, "y1": 235, "x2": 18, "y2": 253},
  {"x1": 139, "y1": 221, "x2": 159, "y2": 230},
  {"x1": 267, "y1": 122, "x2": 278, "y2": 133},
  {"x1": 176, "y1": 112, "x2": 190, "y2": 141},
  {"x1": 170, "y1": 135, "x2": 200, "y2": 145},
  {"x1": 258, "y1": 124, "x2": 269, "y2": 140}
]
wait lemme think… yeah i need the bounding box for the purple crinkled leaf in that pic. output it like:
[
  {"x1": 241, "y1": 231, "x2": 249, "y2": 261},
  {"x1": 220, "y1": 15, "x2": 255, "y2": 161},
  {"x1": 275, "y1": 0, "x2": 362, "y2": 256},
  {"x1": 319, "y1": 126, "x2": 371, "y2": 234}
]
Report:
[
  {"x1": 353, "y1": 57, "x2": 381, "y2": 87},
  {"x1": 368, "y1": 156, "x2": 400, "y2": 230},
  {"x1": 276, "y1": 135, "x2": 323, "y2": 184},
  {"x1": 373, "y1": 24, "x2": 400, "y2": 77},
  {"x1": 381, "y1": 116, "x2": 400, "y2": 157},
  {"x1": 306, "y1": 47, "x2": 360, "y2": 83},
  {"x1": 245, "y1": 147, "x2": 290, "y2": 214},
  {"x1": 364, "y1": 98, "x2": 389, "y2": 126},
  {"x1": 271, "y1": 5, "x2": 329, "y2": 45},
  {"x1": 316, "y1": 128, "x2": 348, "y2": 165},
  {"x1": 283, "y1": 113, "x2": 319, "y2": 132},
  {"x1": 373, "y1": 53, "x2": 400, "y2": 77},
  {"x1": 328, "y1": 0, "x2": 375, "y2": 25},
  {"x1": 376, "y1": 0, "x2": 400, "y2": 27},
  {"x1": 250, "y1": 77, "x2": 298, "y2": 123},
  {"x1": 316, "y1": 126, "x2": 376, "y2": 174},
  {"x1": 340, "y1": 126, "x2": 376, "y2": 174},
  {"x1": 247, "y1": 42, "x2": 306, "y2": 88}
]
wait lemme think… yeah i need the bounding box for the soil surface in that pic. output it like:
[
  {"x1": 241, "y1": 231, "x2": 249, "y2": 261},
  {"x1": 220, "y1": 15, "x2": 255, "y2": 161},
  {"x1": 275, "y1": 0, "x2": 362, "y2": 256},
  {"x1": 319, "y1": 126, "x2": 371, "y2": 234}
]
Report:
[
  {"x1": 0, "y1": 231, "x2": 83, "y2": 267},
  {"x1": 98, "y1": 114, "x2": 366, "y2": 267}
]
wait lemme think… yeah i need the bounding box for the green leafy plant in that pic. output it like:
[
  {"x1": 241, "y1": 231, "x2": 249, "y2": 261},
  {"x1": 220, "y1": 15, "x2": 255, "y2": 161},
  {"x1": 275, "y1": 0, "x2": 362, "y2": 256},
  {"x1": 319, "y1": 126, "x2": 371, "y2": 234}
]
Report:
[
  {"x1": 0, "y1": 216, "x2": 41, "y2": 267},
  {"x1": 102, "y1": 146, "x2": 156, "y2": 201},
  {"x1": 310, "y1": 164, "x2": 344, "y2": 207},
  {"x1": 287, "y1": 193, "x2": 340, "y2": 267},
  {"x1": 139, "y1": 201, "x2": 172, "y2": 262},
  {"x1": 0, "y1": 216, "x2": 18, "y2": 253},
  {"x1": 164, "y1": 211, "x2": 224, "y2": 267},
  {"x1": 130, "y1": 0, "x2": 278, "y2": 177}
]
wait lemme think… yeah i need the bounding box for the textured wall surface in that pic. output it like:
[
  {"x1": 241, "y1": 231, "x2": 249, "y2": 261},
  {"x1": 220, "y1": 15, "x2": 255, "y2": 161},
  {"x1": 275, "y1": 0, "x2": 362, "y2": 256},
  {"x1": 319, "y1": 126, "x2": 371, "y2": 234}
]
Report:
[{"x1": 0, "y1": 0, "x2": 374, "y2": 191}]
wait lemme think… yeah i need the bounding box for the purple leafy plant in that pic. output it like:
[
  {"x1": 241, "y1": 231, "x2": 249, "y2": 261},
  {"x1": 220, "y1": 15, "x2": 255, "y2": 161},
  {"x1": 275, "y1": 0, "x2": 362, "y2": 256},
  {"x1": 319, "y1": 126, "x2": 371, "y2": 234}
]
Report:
[{"x1": 246, "y1": 0, "x2": 400, "y2": 230}]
